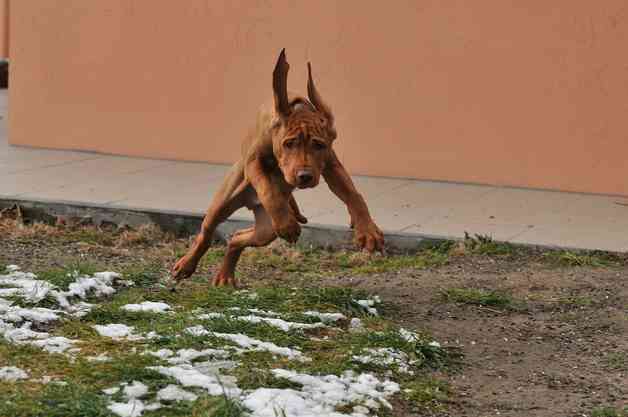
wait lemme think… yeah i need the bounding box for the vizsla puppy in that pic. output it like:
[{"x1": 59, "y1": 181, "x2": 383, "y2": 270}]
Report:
[{"x1": 172, "y1": 49, "x2": 384, "y2": 287}]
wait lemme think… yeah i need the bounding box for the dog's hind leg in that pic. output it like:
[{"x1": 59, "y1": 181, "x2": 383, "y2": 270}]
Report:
[
  {"x1": 172, "y1": 161, "x2": 252, "y2": 282},
  {"x1": 212, "y1": 204, "x2": 276, "y2": 287}
]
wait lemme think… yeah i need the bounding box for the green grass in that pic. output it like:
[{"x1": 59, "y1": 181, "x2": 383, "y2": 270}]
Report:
[
  {"x1": 544, "y1": 250, "x2": 623, "y2": 267},
  {"x1": 558, "y1": 295, "x2": 595, "y2": 307},
  {"x1": 591, "y1": 406, "x2": 628, "y2": 417},
  {"x1": 402, "y1": 376, "x2": 451, "y2": 414},
  {"x1": 0, "y1": 381, "x2": 113, "y2": 417},
  {"x1": 239, "y1": 245, "x2": 450, "y2": 277},
  {"x1": 442, "y1": 288, "x2": 514, "y2": 308},
  {"x1": 463, "y1": 233, "x2": 514, "y2": 256},
  {"x1": 35, "y1": 261, "x2": 100, "y2": 290},
  {"x1": 604, "y1": 352, "x2": 627, "y2": 370}
]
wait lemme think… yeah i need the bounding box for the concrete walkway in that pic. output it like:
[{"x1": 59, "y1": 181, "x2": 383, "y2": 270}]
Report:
[{"x1": 1, "y1": 91, "x2": 627, "y2": 252}]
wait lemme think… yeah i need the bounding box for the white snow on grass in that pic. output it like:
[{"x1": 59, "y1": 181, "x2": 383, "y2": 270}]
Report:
[
  {"x1": 0, "y1": 305, "x2": 61, "y2": 324},
  {"x1": 214, "y1": 332, "x2": 309, "y2": 361},
  {"x1": 156, "y1": 384, "x2": 198, "y2": 402},
  {"x1": 93, "y1": 324, "x2": 144, "y2": 341},
  {"x1": 303, "y1": 311, "x2": 346, "y2": 323},
  {"x1": 103, "y1": 386, "x2": 120, "y2": 395},
  {"x1": 29, "y1": 336, "x2": 79, "y2": 354},
  {"x1": 237, "y1": 315, "x2": 326, "y2": 332},
  {"x1": 197, "y1": 312, "x2": 325, "y2": 332},
  {"x1": 168, "y1": 348, "x2": 231, "y2": 365},
  {"x1": 149, "y1": 364, "x2": 241, "y2": 397},
  {"x1": 121, "y1": 302, "x2": 171, "y2": 314},
  {"x1": 105, "y1": 381, "x2": 162, "y2": 417},
  {"x1": 349, "y1": 318, "x2": 364, "y2": 332},
  {"x1": 352, "y1": 348, "x2": 415, "y2": 374},
  {"x1": 0, "y1": 267, "x2": 128, "y2": 355},
  {"x1": 242, "y1": 369, "x2": 399, "y2": 417},
  {"x1": 123, "y1": 381, "x2": 149, "y2": 398},
  {"x1": 184, "y1": 326, "x2": 309, "y2": 361},
  {"x1": 354, "y1": 296, "x2": 381, "y2": 316},
  {"x1": 197, "y1": 312, "x2": 225, "y2": 320},
  {"x1": 108, "y1": 400, "x2": 146, "y2": 417},
  {"x1": 0, "y1": 366, "x2": 28, "y2": 381}
]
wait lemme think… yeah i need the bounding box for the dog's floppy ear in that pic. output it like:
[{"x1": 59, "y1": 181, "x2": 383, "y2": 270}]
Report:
[
  {"x1": 273, "y1": 49, "x2": 291, "y2": 119},
  {"x1": 307, "y1": 62, "x2": 334, "y2": 126}
]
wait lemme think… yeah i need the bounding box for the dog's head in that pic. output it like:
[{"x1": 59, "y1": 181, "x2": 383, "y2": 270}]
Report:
[{"x1": 271, "y1": 49, "x2": 337, "y2": 189}]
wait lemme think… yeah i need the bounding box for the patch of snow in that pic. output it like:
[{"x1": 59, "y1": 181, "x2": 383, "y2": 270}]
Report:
[
  {"x1": 349, "y1": 318, "x2": 364, "y2": 332},
  {"x1": 145, "y1": 331, "x2": 159, "y2": 340},
  {"x1": 197, "y1": 312, "x2": 225, "y2": 320},
  {"x1": 156, "y1": 384, "x2": 198, "y2": 402},
  {"x1": 123, "y1": 381, "x2": 149, "y2": 399},
  {"x1": 0, "y1": 305, "x2": 61, "y2": 324},
  {"x1": 103, "y1": 386, "x2": 121, "y2": 395},
  {"x1": 149, "y1": 365, "x2": 241, "y2": 397},
  {"x1": 1, "y1": 322, "x2": 50, "y2": 343},
  {"x1": 0, "y1": 366, "x2": 28, "y2": 381},
  {"x1": 398, "y1": 328, "x2": 419, "y2": 343},
  {"x1": 429, "y1": 341, "x2": 441, "y2": 348},
  {"x1": 166, "y1": 348, "x2": 231, "y2": 365},
  {"x1": 93, "y1": 324, "x2": 144, "y2": 341},
  {"x1": 121, "y1": 301, "x2": 171, "y2": 314},
  {"x1": 6, "y1": 265, "x2": 20, "y2": 272},
  {"x1": 184, "y1": 326, "x2": 308, "y2": 361},
  {"x1": 146, "y1": 349, "x2": 174, "y2": 360},
  {"x1": 0, "y1": 270, "x2": 55, "y2": 303},
  {"x1": 29, "y1": 336, "x2": 78, "y2": 354},
  {"x1": 145, "y1": 402, "x2": 162, "y2": 411},
  {"x1": 0, "y1": 267, "x2": 129, "y2": 356},
  {"x1": 242, "y1": 369, "x2": 399, "y2": 417},
  {"x1": 108, "y1": 399, "x2": 146, "y2": 417},
  {"x1": 214, "y1": 332, "x2": 309, "y2": 361},
  {"x1": 352, "y1": 348, "x2": 414, "y2": 374},
  {"x1": 354, "y1": 298, "x2": 380, "y2": 316},
  {"x1": 235, "y1": 315, "x2": 325, "y2": 332},
  {"x1": 303, "y1": 311, "x2": 346, "y2": 323},
  {"x1": 184, "y1": 325, "x2": 210, "y2": 337}
]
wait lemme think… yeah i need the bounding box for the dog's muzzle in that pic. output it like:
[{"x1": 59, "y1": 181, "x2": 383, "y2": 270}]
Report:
[{"x1": 296, "y1": 169, "x2": 315, "y2": 188}]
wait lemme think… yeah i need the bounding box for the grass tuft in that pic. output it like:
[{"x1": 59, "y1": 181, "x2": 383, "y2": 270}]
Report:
[
  {"x1": 442, "y1": 288, "x2": 514, "y2": 309},
  {"x1": 590, "y1": 406, "x2": 628, "y2": 417},
  {"x1": 463, "y1": 232, "x2": 514, "y2": 256},
  {"x1": 402, "y1": 376, "x2": 451, "y2": 414},
  {"x1": 544, "y1": 250, "x2": 623, "y2": 267}
]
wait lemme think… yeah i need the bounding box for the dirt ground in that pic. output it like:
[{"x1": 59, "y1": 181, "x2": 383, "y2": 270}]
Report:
[{"x1": 1, "y1": 217, "x2": 626, "y2": 417}]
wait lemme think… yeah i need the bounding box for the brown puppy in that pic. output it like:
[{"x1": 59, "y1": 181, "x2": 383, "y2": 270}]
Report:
[{"x1": 172, "y1": 49, "x2": 384, "y2": 287}]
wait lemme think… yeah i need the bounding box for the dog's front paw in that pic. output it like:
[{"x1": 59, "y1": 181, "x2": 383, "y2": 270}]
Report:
[
  {"x1": 171, "y1": 255, "x2": 199, "y2": 282},
  {"x1": 354, "y1": 220, "x2": 385, "y2": 252},
  {"x1": 273, "y1": 217, "x2": 301, "y2": 243}
]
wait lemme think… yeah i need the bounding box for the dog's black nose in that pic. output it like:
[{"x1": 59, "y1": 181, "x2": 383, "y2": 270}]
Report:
[{"x1": 297, "y1": 170, "x2": 313, "y2": 184}]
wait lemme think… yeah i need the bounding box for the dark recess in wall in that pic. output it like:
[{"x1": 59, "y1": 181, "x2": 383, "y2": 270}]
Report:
[{"x1": 0, "y1": 60, "x2": 8, "y2": 89}]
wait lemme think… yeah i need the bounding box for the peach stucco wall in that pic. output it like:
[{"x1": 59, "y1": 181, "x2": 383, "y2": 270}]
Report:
[
  {"x1": 0, "y1": 0, "x2": 8, "y2": 59},
  {"x1": 8, "y1": 1, "x2": 628, "y2": 196}
]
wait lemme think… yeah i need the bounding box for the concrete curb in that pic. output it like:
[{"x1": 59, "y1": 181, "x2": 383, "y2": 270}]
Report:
[{"x1": 0, "y1": 198, "x2": 446, "y2": 252}]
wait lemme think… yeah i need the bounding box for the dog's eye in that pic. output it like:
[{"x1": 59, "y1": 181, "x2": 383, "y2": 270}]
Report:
[
  {"x1": 283, "y1": 139, "x2": 297, "y2": 149},
  {"x1": 312, "y1": 141, "x2": 327, "y2": 150}
]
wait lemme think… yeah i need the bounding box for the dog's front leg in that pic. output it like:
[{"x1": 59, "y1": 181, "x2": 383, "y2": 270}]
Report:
[
  {"x1": 323, "y1": 151, "x2": 384, "y2": 252},
  {"x1": 246, "y1": 158, "x2": 301, "y2": 243}
]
